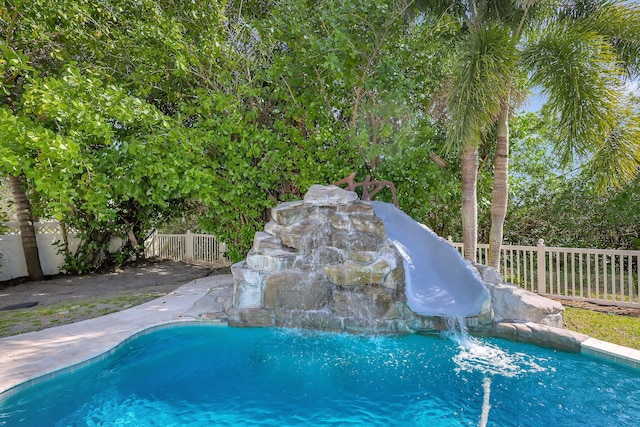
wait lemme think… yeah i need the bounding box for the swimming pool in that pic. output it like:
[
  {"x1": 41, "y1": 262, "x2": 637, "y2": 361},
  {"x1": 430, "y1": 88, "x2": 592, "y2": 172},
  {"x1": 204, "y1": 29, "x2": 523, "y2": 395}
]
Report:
[{"x1": 1, "y1": 326, "x2": 638, "y2": 426}]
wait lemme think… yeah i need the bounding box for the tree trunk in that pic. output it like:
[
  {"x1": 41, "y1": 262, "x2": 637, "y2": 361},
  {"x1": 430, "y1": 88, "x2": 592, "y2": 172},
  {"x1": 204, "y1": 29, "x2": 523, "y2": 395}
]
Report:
[
  {"x1": 461, "y1": 144, "x2": 479, "y2": 262},
  {"x1": 8, "y1": 173, "x2": 44, "y2": 281},
  {"x1": 488, "y1": 106, "x2": 510, "y2": 268}
]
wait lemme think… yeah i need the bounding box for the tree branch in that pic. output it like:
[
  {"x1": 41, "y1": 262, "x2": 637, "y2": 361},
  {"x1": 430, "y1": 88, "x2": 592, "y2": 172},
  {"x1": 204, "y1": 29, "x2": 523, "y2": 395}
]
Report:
[{"x1": 5, "y1": 6, "x2": 19, "y2": 45}]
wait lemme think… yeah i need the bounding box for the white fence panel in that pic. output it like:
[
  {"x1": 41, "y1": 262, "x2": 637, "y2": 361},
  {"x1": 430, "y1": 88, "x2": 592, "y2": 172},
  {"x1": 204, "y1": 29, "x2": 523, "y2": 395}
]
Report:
[
  {"x1": 544, "y1": 246, "x2": 640, "y2": 306},
  {"x1": 0, "y1": 234, "x2": 28, "y2": 280},
  {"x1": 192, "y1": 234, "x2": 229, "y2": 264},
  {"x1": 144, "y1": 232, "x2": 230, "y2": 266},
  {"x1": 0, "y1": 222, "x2": 80, "y2": 281},
  {"x1": 145, "y1": 234, "x2": 186, "y2": 261},
  {"x1": 1, "y1": 223, "x2": 229, "y2": 282},
  {"x1": 449, "y1": 238, "x2": 640, "y2": 307},
  {"x1": 0, "y1": 222, "x2": 128, "y2": 281}
]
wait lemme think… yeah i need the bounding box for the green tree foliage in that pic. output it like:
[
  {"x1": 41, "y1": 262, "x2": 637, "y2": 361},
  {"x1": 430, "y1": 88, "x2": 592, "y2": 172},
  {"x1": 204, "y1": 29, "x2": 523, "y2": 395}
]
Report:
[
  {"x1": 2, "y1": 0, "x2": 457, "y2": 270},
  {"x1": 507, "y1": 173, "x2": 640, "y2": 250},
  {"x1": 506, "y1": 113, "x2": 640, "y2": 250},
  {"x1": 189, "y1": 0, "x2": 457, "y2": 259},
  {"x1": 23, "y1": 68, "x2": 210, "y2": 271},
  {"x1": 0, "y1": 206, "x2": 7, "y2": 268},
  {"x1": 1, "y1": 0, "x2": 226, "y2": 271}
]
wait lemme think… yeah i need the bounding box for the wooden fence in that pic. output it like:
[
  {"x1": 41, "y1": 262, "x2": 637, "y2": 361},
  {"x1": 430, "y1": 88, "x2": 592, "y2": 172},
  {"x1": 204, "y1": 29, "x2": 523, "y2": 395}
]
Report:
[
  {"x1": 144, "y1": 232, "x2": 231, "y2": 266},
  {"x1": 449, "y1": 239, "x2": 640, "y2": 307}
]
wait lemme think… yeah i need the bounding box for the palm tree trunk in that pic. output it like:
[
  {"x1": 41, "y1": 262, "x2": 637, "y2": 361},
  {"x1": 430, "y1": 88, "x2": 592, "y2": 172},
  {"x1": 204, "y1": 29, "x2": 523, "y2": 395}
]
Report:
[
  {"x1": 461, "y1": 144, "x2": 479, "y2": 262},
  {"x1": 488, "y1": 106, "x2": 509, "y2": 268},
  {"x1": 8, "y1": 173, "x2": 44, "y2": 281}
]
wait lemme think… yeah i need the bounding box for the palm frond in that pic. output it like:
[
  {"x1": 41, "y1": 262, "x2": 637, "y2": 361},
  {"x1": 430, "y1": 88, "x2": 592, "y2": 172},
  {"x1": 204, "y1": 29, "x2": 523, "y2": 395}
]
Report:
[
  {"x1": 446, "y1": 23, "x2": 517, "y2": 151},
  {"x1": 554, "y1": 0, "x2": 640, "y2": 78},
  {"x1": 587, "y1": 108, "x2": 640, "y2": 192},
  {"x1": 523, "y1": 23, "x2": 621, "y2": 163},
  {"x1": 588, "y1": 1, "x2": 640, "y2": 77}
]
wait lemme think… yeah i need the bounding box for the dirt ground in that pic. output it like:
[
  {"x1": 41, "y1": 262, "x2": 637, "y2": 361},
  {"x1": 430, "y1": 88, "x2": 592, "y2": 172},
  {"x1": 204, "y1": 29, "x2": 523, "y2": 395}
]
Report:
[
  {"x1": 0, "y1": 260, "x2": 229, "y2": 336},
  {"x1": 0, "y1": 260, "x2": 221, "y2": 309}
]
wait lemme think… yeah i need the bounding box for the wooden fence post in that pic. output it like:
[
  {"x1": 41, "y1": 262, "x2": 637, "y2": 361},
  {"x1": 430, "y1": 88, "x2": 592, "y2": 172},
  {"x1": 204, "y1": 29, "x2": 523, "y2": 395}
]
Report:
[
  {"x1": 537, "y1": 239, "x2": 546, "y2": 294},
  {"x1": 150, "y1": 231, "x2": 156, "y2": 258},
  {"x1": 185, "y1": 231, "x2": 193, "y2": 262}
]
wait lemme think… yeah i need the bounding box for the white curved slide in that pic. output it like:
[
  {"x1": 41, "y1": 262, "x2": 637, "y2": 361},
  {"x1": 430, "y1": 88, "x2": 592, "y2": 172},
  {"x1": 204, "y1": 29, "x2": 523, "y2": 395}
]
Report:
[{"x1": 371, "y1": 201, "x2": 489, "y2": 318}]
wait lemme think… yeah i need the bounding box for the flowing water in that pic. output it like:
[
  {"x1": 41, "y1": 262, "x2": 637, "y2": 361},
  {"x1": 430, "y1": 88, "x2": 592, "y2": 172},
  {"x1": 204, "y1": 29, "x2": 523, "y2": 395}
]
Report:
[
  {"x1": 443, "y1": 316, "x2": 550, "y2": 426},
  {"x1": 1, "y1": 325, "x2": 639, "y2": 426}
]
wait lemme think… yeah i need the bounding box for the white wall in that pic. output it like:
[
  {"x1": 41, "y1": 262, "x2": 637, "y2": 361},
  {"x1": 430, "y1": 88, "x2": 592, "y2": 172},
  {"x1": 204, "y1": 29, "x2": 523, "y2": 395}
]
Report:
[{"x1": 0, "y1": 222, "x2": 118, "y2": 281}]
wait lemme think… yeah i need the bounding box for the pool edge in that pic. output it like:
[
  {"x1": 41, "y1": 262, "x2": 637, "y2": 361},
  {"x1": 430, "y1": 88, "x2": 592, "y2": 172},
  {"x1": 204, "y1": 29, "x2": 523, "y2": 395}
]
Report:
[{"x1": 581, "y1": 337, "x2": 640, "y2": 370}]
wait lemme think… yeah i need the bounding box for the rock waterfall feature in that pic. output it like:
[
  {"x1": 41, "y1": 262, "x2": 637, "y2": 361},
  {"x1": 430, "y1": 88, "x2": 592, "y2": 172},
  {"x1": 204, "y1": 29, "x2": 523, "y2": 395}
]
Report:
[
  {"x1": 229, "y1": 185, "x2": 409, "y2": 333},
  {"x1": 229, "y1": 185, "x2": 573, "y2": 348}
]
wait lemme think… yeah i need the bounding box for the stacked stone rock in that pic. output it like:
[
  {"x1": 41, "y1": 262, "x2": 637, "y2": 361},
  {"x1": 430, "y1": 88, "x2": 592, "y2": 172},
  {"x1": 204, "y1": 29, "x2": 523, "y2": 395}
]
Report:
[{"x1": 229, "y1": 185, "x2": 408, "y2": 333}]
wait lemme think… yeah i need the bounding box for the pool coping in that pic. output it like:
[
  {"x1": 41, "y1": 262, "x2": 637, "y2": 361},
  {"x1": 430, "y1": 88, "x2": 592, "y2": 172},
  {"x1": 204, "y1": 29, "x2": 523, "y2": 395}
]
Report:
[
  {"x1": 581, "y1": 337, "x2": 640, "y2": 370},
  {"x1": 1, "y1": 273, "x2": 639, "y2": 398}
]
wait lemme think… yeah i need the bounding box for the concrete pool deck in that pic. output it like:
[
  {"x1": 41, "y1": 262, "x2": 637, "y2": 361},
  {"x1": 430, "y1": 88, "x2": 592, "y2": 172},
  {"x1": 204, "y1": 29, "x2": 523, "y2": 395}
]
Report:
[{"x1": 1, "y1": 273, "x2": 639, "y2": 396}]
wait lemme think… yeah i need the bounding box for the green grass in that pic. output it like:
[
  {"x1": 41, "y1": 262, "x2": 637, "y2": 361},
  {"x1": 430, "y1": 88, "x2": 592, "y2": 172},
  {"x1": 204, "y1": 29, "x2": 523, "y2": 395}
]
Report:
[
  {"x1": 0, "y1": 293, "x2": 161, "y2": 338},
  {"x1": 564, "y1": 307, "x2": 640, "y2": 350}
]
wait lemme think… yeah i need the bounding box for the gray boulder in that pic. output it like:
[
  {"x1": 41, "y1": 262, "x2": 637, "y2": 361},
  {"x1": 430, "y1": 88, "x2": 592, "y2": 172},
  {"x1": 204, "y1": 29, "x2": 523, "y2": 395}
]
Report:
[{"x1": 473, "y1": 263, "x2": 564, "y2": 328}]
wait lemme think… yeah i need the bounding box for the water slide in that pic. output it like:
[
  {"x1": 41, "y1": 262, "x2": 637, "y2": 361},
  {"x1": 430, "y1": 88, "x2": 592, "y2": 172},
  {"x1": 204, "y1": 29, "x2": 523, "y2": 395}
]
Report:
[{"x1": 371, "y1": 201, "x2": 489, "y2": 318}]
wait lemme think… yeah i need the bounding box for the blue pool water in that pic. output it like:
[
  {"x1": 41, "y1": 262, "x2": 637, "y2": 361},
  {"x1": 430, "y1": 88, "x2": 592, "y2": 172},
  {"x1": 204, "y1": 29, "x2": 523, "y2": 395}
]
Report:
[{"x1": 1, "y1": 326, "x2": 639, "y2": 426}]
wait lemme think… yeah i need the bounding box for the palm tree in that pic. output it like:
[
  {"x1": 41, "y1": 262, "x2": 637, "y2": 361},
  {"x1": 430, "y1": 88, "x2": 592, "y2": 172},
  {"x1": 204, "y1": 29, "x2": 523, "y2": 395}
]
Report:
[
  {"x1": 444, "y1": 19, "x2": 516, "y2": 262},
  {"x1": 432, "y1": 0, "x2": 640, "y2": 267},
  {"x1": 8, "y1": 174, "x2": 44, "y2": 281}
]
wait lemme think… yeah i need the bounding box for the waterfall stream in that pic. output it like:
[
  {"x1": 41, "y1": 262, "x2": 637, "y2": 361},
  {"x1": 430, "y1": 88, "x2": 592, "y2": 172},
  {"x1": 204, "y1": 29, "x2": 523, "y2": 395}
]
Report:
[{"x1": 443, "y1": 316, "x2": 547, "y2": 427}]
